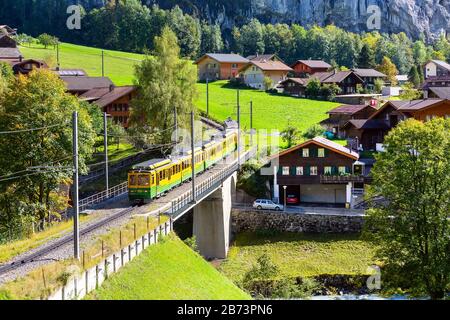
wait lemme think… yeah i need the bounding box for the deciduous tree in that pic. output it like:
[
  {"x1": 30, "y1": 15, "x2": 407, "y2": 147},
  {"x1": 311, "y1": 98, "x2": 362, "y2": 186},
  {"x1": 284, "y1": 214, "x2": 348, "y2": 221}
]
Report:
[
  {"x1": 365, "y1": 118, "x2": 450, "y2": 299},
  {"x1": 129, "y1": 27, "x2": 197, "y2": 145}
]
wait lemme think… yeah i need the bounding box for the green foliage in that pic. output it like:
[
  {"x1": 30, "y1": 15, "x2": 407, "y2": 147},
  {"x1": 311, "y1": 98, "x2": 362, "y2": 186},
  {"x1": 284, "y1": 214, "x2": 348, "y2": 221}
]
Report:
[
  {"x1": 237, "y1": 162, "x2": 268, "y2": 198},
  {"x1": 366, "y1": 118, "x2": 450, "y2": 299},
  {"x1": 0, "y1": 69, "x2": 96, "y2": 237},
  {"x1": 242, "y1": 253, "x2": 320, "y2": 299},
  {"x1": 320, "y1": 83, "x2": 341, "y2": 101},
  {"x1": 305, "y1": 77, "x2": 321, "y2": 98},
  {"x1": 183, "y1": 236, "x2": 198, "y2": 253},
  {"x1": 303, "y1": 124, "x2": 325, "y2": 139},
  {"x1": 407, "y1": 66, "x2": 421, "y2": 88},
  {"x1": 129, "y1": 27, "x2": 197, "y2": 145},
  {"x1": 399, "y1": 82, "x2": 422, "y2": 100},
  {"x1": 377, "y1": 56, "x2": 399, "y2": 86},
  {"x1": 200, "y1": 23, "x2": 224, "y2": 54},
  {"x1": 374, "y1": 78, "x2": 384, "y2": 93},
  {"x1": 263, "y1": 76, "x2": 273, "y2": 91},
  {"x1": 37, "y1": 33, "x2": 58, "y2": 49},
  {"x1": 358, "y1": 43, "x2": 376, "y2": 68},
  {"x1": 280, "y1": 124, "x2": 301, "y2": 148}
]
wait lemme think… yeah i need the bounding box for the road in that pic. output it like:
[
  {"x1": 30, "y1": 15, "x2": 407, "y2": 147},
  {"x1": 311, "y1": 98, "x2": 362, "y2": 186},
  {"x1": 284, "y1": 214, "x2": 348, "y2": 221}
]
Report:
[{"x1": 232, "y1": 204, "x2": 366, "y2": 216}]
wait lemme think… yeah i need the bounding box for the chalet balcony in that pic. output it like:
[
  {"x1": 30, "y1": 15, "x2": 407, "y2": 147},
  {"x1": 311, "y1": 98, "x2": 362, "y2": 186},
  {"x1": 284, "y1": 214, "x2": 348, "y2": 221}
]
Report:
[{"x1": 320, "y1": 174, "x2": 365, "y2": 184}]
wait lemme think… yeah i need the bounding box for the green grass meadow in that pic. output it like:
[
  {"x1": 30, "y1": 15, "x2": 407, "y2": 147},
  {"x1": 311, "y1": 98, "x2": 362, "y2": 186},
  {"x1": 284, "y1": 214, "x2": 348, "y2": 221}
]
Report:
[
  {"x1": 195, "y1": 81, "x2": 340, "y2": 133},
  {"x1": 87, "y1": 234, "x2": 251, "y2": 300},
  {"x1": 19, "y1": 42, "x2": 145, "y2": 85},
  {"x1": 219, "y1": 232, "x2": 377, "y2": 283}
]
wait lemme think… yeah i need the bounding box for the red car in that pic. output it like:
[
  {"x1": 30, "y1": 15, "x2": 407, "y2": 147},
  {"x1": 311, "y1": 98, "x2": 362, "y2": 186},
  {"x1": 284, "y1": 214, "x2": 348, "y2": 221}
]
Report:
[{"x1": 286, "y1": 194, "x2": 299, "y2": 205}]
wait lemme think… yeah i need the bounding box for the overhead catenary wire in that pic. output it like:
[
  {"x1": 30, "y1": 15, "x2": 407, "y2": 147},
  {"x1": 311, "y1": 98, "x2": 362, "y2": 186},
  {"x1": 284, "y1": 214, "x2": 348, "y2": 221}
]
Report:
[
  {"x1": 0, "y1": 156, "x2": 74, "y2": 181},
  {"x1": 0, "y1": 122, "x2": 69, "y2": 135}
]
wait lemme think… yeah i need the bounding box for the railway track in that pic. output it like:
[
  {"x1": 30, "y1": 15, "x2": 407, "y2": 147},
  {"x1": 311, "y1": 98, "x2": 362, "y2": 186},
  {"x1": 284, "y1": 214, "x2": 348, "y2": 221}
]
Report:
[{"x1": 0, "y1": 206, "x2": 137, "y2": 275}]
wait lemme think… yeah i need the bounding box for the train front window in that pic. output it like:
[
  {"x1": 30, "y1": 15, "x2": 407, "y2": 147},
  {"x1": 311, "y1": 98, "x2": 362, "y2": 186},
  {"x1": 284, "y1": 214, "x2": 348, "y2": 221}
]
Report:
[
  {"x1": 138, "y1": 175, "x2": 150, "y2": 186},
  {"x1": 129, "y1": 175, "x2": 137, "y2": 186}
]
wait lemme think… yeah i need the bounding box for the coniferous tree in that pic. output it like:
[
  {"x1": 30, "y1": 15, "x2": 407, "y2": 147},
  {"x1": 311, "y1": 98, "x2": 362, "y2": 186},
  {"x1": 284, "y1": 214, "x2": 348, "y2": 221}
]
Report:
[{"x1": 358, "y1": 43, "x2": 376, "y2": 68}]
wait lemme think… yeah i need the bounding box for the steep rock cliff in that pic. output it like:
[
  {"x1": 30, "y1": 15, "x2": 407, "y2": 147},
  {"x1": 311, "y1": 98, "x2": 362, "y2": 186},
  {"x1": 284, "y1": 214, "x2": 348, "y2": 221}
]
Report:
[{"x1": 148, "y1": 0, "x2": 450, "y2": 39}]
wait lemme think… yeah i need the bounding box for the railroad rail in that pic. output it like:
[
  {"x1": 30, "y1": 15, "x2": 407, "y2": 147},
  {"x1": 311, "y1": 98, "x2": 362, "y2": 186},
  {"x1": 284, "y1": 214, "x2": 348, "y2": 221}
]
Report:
[{"x1": 0, "y1": 206, "x2": 136, "y2": 275}]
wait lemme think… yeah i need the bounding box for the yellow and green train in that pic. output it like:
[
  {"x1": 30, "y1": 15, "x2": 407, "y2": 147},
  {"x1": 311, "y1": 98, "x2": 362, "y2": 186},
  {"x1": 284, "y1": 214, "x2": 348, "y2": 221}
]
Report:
[{"x1": 128, "y1": 131, "x2": 238, "y2": 203}]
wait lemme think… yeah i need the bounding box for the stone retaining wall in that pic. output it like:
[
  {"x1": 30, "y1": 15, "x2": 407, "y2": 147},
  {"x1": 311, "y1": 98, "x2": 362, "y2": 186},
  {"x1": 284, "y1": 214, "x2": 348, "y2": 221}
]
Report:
[{"x1": 231, "y1": 210, "x2": 364, "y2": 234}]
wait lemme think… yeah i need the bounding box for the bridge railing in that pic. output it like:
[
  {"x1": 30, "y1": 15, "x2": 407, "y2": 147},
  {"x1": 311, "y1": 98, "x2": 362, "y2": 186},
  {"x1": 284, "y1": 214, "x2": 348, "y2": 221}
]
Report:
[{"x1": 79, "y1": 182, "x2": 128, "y2": 212}]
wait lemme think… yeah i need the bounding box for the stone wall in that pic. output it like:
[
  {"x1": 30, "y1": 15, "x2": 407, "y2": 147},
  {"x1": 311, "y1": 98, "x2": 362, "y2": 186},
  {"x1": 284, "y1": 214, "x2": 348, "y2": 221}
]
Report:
[{"x1": 231, "y1": 209, "x2": 364, "y2": 234}]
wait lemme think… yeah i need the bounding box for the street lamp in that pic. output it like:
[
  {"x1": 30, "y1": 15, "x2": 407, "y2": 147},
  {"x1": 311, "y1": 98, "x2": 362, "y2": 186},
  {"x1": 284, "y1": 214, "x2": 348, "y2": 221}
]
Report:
[{"x1": 283, "y1": 185, "x2": 287, "y2": 212}]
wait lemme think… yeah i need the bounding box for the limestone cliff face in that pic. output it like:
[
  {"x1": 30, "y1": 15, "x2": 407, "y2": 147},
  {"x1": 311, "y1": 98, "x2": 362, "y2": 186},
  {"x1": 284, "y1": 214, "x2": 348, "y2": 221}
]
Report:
[{"x1": 148, "y1": 0, "x2": 450, "y2": 39}]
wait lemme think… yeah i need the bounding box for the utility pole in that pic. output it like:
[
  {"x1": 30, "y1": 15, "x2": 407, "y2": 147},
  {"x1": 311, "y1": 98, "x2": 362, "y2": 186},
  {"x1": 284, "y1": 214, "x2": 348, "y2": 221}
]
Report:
[
  {"x1": 250, "y1": 100, "x2": 253, "y2": 147},
  {"x1": 174, "y1": 107, "x2": 178, "y2": 144},
  {"x1": 103, "y1": 112, "x2": 109, "y2": 197},
  {"x1": 190, "y1": 111, "x2": 196, "y2": 203},
  {"x1": 56, "y1": 42, "x2": 60, "y2": 70},
  {"x1": 72, "y1": 111, "x2": 80, "y2": 260},
  {"x1": 206, "y1": 78, "x2": 209, "y2": 116},
  {"x1": 237, "y1": 89, "x2": 241, "y2": 170},
  {"x1": 101, "y1": 50, "x2": 105, "y2": 77}
]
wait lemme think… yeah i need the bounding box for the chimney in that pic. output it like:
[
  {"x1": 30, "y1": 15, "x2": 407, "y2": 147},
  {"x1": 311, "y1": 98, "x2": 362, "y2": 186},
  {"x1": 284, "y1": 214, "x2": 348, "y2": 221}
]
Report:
[
  {"x1": 109, "y1": 84, "x2": 114, "y2": 92},
  {"x1": 19, "y1": 55, "x2": 23, "y2": 62}
]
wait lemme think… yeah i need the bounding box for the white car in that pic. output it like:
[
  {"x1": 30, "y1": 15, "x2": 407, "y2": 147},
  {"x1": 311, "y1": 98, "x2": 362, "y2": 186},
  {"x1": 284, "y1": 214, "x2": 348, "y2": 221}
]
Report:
[{"x1": 253, "y1": 199, "x2": 284, "y2": 211}]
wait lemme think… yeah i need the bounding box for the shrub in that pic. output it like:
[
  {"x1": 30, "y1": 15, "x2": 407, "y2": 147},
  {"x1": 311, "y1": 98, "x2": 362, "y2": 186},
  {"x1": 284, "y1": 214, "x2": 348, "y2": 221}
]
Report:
[{"x1": 303, "y1": 124, "x2": 325, "y2": 139}]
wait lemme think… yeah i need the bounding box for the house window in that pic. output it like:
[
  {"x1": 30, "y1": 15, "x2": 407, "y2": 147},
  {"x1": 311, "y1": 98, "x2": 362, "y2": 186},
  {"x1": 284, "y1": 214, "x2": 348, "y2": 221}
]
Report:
[
  {"x1": 318, "y1": 148, "x2": 325, "y2": 158},
  {"x1": 232, "y1": 63, "x2": 238, "y2": 68},
  {"x1": 310, "y1": 166, "x2": 318, "y2": 176},
  {"x1": 425, "y1": 115, "x2": 431, "y2": 121},
  {"x1": 296, "y1": 166, "x2": 303, "y2": 176},
  {"x1": 339, "y1": 166, "x2": 346, "y2": 175},
  {"x1": 302, "y1": 148, "x2": 309, "y2": 157},
  {"x1": 282, "y1": 166, "x2": 290, "y2": 176},
  {"x1": 324, "y1": 166, "x2": 332, "y2": 175}
]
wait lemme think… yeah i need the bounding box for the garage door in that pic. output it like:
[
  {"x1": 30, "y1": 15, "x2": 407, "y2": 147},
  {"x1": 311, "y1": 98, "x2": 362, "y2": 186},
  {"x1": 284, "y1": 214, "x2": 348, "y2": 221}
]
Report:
[{"x1": 300, "y1": 184, "x2": 346, "y2": 204}]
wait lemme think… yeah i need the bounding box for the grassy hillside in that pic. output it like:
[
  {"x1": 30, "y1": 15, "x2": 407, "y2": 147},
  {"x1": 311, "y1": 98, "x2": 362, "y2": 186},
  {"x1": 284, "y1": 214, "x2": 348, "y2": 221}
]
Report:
[
  {"x1": 87, "y1": 234, "x2": 251, "y2": 300},
  {"x1": 19, "y1": 42, "x2": 145, "y2": 85},
  {"x1": 219, "y1": 232, "x2": 376, "y2": 283},
  {"x1": 195, "y1": 81, "x2": 340, "y2": 133}
]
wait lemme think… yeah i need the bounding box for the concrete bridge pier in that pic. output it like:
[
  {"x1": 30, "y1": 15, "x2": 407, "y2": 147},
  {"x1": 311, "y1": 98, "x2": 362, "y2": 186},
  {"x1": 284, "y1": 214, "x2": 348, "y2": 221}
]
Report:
[{"x1": 193, "y1": 173, "x2": 237, "y2": 259}]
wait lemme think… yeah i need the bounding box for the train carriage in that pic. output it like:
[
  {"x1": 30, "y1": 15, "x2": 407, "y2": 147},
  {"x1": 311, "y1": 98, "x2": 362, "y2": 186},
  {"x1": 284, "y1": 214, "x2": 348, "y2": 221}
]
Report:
[{"x1": 128, "y1": 130, "x2": 238, "y2": 203}]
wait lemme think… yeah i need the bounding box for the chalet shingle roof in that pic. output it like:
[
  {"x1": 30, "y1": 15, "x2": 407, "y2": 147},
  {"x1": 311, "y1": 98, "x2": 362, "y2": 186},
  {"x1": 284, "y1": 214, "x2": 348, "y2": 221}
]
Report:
[
  {"x1": 397, "y1": 99, "x2": 444, "y2": 111},
  {"x1": 327, "y1": 104, "x2": 375, "y2": 115},
  {"x1": 0, "y1": 47, "x2": 21, "y2": 58},
  {"x1": 294, "y1": 60, "x2": 331, "y2": 69},
  {"x1": 195, "y1": 53, "x2": 248, "y2": 64},
  {"x1": 246, "y1": 54, "x2": 276, "y2": 62},
  {"x1": 428, "y1": 87, "x2": 450, "y2": 99},
  {"x1": 61, "y1": 76, "x2": 113, "y2": 92},
  {"x1": 275, "y1": 136, "x2": 359, "y2": 160},
  {"x1": 245, "y1": 60, "x2": 293, "y2": 72},
  {"x1": 345, "y1": 119, "x2": 390, "y2": 130},
  {"x1": 352, "y1": 68, "x2": 386, "y2": 78},
  {"x1": 313, "y1": 71, "x2": 362, "y2": 84},
  {"x1": 279, "y1": 77, "x2": 309, "y2": 86},
  {"x1": 430, "y1": 60, "x2": 450, "y2": 72},
  {"x1": 79, "y1": 86, "x2": 136, "y2": 107}
]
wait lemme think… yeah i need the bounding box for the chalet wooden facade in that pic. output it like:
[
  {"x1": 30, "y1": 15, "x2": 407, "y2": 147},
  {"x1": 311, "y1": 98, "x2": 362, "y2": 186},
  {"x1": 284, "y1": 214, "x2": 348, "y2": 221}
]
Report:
[
  {"x1": 278, "y1": 78, "x2": 308, "y2": 96},
  {"x1": 240, "y1": 60, "x2": 292, "y2": 90},
  {"x1": 352, "y1": 68, "x2": 386, "y2": 91},
  {"x1": 195, "y1": 53, "x2": 249, "y2": 81},
  {"x1": 320, "y1": 104, "x2": 377, "y2": 137},
  {"x1": 80, "y1": 85, "x2": 137, "y2": 128},
  {"x1": 342, "y1": 99, "x2": 450, "y2": 150},
  {"x1": 273, "y1": 137, "x2": 364, "y2": 208},
  {"x1": 313, "y1": 71, "x2": 364, "y2": 95},
  {"x1": 291, "y1": 60, "x2": 331, "y2": 77}
]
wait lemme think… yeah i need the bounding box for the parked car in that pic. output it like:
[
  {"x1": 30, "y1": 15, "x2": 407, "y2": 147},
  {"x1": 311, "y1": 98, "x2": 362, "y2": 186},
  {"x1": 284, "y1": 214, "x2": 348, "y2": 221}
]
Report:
[
  {"x1": 253, "y1": 199, "x2": 284, "y2": 211},
  {"x1": 286, "y1": 194, "x2": 299, "y2": 205}
]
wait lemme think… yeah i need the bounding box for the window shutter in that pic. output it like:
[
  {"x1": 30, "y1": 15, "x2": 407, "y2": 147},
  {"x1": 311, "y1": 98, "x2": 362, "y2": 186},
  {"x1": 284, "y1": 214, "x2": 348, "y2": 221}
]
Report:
[
  {"x1": 305, "y1": 166, "x2": 310, "y2": 176},
  {"x1": 346, "y1": 166, "x2": 351, "y2": 174},
  {"x1": 332, "y1": 166, "x2": 338, "y2": 175},
  {"x1": 324, "y1": 148, "x2": 329, "y2": 157},
  {"x1": 278, "y1": 167, "x2": 282, "y2": 175},
  {"x1": 291, "y1": 167, "x2": 296, "y2": 176}
]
